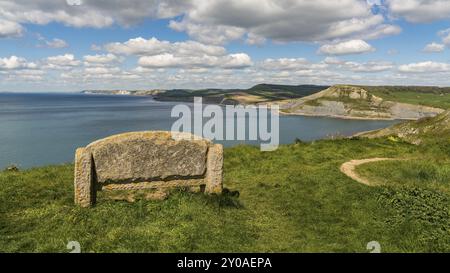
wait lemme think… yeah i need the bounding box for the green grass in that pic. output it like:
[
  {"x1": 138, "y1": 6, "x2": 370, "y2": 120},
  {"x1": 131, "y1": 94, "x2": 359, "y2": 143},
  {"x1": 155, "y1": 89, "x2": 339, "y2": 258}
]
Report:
[
  {"x1": 245, "y1": 84, "x2": 329, "y2": 100},
  {"x1": 155, "y1": 84, "x2": 329, "y2": 104},
  {"x1": 362, "y1": 86, "x2": 450, "y2": 109},
  {"x1": 1, "y1": 138, "x2": 449, "y2": 253},
  {"x1": 356, "y1": 159, "x2": 450, "y2": 251},
  {"x1": 357, "y1": 159, "x2": 450, "y2": 194}
]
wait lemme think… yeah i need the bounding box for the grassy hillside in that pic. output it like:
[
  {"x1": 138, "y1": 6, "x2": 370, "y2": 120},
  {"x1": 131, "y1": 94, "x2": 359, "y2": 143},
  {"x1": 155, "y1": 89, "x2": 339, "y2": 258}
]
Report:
[
  {"x1": 361, "y1": 86, "x2": 450, "y2": 109},
  {"x1": 153, "y1": 84, "x2": 329, "y2": 104},
  {"x1": 245, "y1": 84, "x2": 329, "y2": 99},
  {"x1": 357, "y1": 159, "x2": 450, "y2": 195},
  {"x1": 281, "y1": 85, "x2": 445, "y2": 120},
  {"x1": 359, "y1": 110, "x2": 450, "y2": 145},
  {"x1": 1, "y1": 138, "x2": 449, "y2": 252}
]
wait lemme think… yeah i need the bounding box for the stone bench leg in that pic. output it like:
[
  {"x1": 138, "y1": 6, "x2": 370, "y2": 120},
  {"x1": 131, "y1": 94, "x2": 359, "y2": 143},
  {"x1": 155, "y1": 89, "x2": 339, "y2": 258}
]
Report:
[
  {"x1": 74, "y1": 148, "x2": 95, "y2": 207},
  {"x1": 205, "y1": 144, "x2": 223, "y2": 194}
]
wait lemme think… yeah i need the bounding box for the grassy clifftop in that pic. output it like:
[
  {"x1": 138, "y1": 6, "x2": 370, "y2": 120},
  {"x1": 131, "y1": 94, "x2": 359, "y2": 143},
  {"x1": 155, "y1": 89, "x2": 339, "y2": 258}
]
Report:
[
  {"x1": 361, "y1": 86, "x2": 450, "y2": 109},
  {"x1": 358, "y1": 110, "x2": 450, "y2": 145},
  {"x1": 281, "y1": 85, "x2": 445, "y2": 120},
  {"x1": 1, "y1": 138, "x2": 449, "y2": 252}
]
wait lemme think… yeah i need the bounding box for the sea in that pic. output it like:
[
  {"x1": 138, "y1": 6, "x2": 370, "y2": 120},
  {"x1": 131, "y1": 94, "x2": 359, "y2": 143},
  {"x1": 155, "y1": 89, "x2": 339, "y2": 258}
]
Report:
[{"x1": 0, "y1": 92, "x2": 400, "y2": 169}]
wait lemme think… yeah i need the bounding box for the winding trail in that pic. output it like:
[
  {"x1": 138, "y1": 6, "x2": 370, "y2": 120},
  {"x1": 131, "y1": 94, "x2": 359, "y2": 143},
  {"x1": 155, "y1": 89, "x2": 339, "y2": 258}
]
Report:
[{"x1": 340, "y1": 158, "x2": 400, "y2": 186}]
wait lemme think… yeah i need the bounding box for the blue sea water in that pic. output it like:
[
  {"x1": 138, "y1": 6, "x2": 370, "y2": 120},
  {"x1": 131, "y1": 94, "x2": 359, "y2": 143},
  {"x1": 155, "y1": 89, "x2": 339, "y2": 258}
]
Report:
[{"x1": 0, "y1": 92, "x2": 399, "y2": 169}]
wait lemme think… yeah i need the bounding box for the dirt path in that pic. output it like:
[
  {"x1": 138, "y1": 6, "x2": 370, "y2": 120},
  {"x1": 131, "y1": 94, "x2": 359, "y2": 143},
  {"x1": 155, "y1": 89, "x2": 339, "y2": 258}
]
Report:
[{"x1": 340, "y1": 158, "x2": 400, "y2": 186}]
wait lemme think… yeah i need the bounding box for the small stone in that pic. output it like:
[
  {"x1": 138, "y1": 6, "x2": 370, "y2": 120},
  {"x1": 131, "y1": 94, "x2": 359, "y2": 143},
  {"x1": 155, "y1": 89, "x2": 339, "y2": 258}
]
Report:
[
  {"x1": 5, "y1": 165, "x2": 19, "y2": 172},
  {"x1": 145, "y1": 190, "x2": 169, "y2": 201}
]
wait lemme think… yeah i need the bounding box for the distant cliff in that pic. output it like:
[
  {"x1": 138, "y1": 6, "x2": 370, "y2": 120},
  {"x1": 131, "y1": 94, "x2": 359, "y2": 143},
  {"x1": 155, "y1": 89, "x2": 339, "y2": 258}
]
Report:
[
  {"x1": 152, "y1": 84, "x2": 329, "y2": 105},
  {"x1": 81, "y1": 84, "x2": 448, "y2": 121},
  {"x1": 280, "y1": 85, "x2": 445, "y2": 120},
  {"x1": 82, "y1": 84, "x2": 329, "y2": 105},
  {"x1": 82, "y1": 89, "x2": 165, "y2": 96}
]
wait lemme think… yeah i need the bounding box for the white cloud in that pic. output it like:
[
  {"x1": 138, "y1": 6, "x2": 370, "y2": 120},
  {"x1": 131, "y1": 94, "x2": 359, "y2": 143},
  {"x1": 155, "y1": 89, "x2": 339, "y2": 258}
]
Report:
[
  {"x1": 137, "y1": 52, "x2": 252, "y2": 69},
  {"x1": 423, "y1": 42, "x2": 445, "y2": 53},
  {"x1": 257, "y1": 57, "x2": 393, "y2": 78},
  {"x1": 62, "y1": 67, "x2": 141, "y2": 82},
  {"x1": 321, "y1": 57, "x2": 393, "y2": 73},
  {"x1": 137, "y1": 54, "x2": 180, "y2": 68},
  {"x1": 90, "y1": 44, "x2": 102, "y2": 51},
  {"x1": 221, "y1": 53, "x2": 253, "y2": 69},
  {"x1": 387, "y1": 0, "x2": 450, "y2": 22},
  {"x1": 46, "y1": 54, "x2": 81, "y2": 69},
  {"x1": 106, "y1": 37, "x2": 171, "y2": 56},
  {"x1": 261, "y1": 58, "x2": 324, "y2": 71},
  {"x1": 438, "y1": 29, "x2": 450, "y2": 46},
  {"x1": 169, "y1": 20, "x2": 246, "y2": 45},
  {"x1": 0, "y1": 1, "x2": 400, "y2": 44},
  {"x1": 245, "y1": 33, "x2": 266, "y2": 45},
  {"x1": 344, "y1": 61, "x2": 393, "y2": 72},
  {"x1": 84, "y1": 66, "x2": 121, "y2": 75},
  {"x1": 4, "y1": 55, "x2": 444, "y2": 91},
  {"x1": 45, "y1": 38, "x2": 69, "y2": 48},
  {"x1": 37, "y1": 36, "x2": 69, "y2": 48},
  {"x1": 107, "y1": 37, "x2": 251, "y2": 69},
  {"x1": 106, "y1": 37, "x2": 226, "y2": 57},
  {"x1": 398, "y1": 61, "x2": 450, "y2": 73},
  {"x1": 3, "y1": 1, "x2": 450, "y2": 90},
  {"x1": 173, "y1": 0, "x2": 399, "y2": 43},
  {"x1": 318, "y1": 40, "x2": 375, "y2": 55},
  {"x1": 323, "y1": 57, "x2": 345, "y2": 65},
  {"x1": 0, "y1": 1, "x2": 162, "y2": 28},
  {"x1": 0, "y1": 19, "x2": 24, "y2": 38},
  {"x1": 0, "y1": 56, "x2": 37, "y2": 70},
  {"x1": 83, "y1": 54, "x2": 119, "y2": 64},
  {"x1": 361, "y1": 24, "x2": 402, "y2": 40},
  {"x1": 13, "y1": 69, "x2": 45, "y2": 81}
]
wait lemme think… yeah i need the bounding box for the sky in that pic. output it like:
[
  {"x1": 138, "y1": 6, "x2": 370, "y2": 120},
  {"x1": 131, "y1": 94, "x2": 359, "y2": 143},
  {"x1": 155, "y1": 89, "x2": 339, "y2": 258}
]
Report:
[{"x1": 1, "y1": 0, "x2": 450, "y2": 92}]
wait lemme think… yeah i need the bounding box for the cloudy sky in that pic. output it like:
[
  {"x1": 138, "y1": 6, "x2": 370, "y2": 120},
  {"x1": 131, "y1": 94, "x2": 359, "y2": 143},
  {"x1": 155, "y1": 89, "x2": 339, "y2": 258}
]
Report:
[{"x1": 1, "y1": 0, "x2": 450, "y2": 92}]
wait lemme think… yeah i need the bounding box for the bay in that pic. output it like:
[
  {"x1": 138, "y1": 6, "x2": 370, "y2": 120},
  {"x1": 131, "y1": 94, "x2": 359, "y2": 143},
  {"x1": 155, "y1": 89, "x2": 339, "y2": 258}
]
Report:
[{"x1": 0, "y1": 93, "x2": 399, "y2": 169}]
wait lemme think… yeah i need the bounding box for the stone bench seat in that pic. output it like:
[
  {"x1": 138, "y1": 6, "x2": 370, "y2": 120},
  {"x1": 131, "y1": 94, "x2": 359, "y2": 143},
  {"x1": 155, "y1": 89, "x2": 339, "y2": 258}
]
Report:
[{"x1": 74, "y1": 131, "x2": 223, "y2": 207}]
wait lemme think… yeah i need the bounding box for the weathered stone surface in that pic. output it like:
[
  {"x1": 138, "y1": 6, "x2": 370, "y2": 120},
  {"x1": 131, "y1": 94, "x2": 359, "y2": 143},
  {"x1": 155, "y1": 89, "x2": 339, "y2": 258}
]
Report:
[
  {"x1": 389, "y1": 103, "x2": 444, "y2": 120},
  {"x1": 205, "y1": 144, "x2": 223, "y2": 194},
  {"x1": 74, "y1": 131, "x2": 223, "y2": 207},
  {"x1": 87, "y1": 131, "x2": 209, "y2": 183},
  {"x1": 74, "y1": 147, "x2": 95, "y2": 208}
]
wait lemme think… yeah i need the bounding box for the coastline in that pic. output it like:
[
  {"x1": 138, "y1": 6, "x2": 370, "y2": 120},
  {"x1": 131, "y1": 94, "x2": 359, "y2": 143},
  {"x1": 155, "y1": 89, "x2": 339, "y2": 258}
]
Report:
[
  {"x1": 278, "y1": 111, "x2": 413, "y2": 121},
  {"x1": 78, "y1": 91, "x2": 429, "y2": 121}
]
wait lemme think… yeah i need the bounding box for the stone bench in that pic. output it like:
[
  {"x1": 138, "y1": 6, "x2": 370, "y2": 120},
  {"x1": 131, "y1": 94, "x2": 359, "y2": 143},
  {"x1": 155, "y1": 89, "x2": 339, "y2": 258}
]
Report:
[{"x1": 74, "y1": 131, "x2": 223, "y2": 207}]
